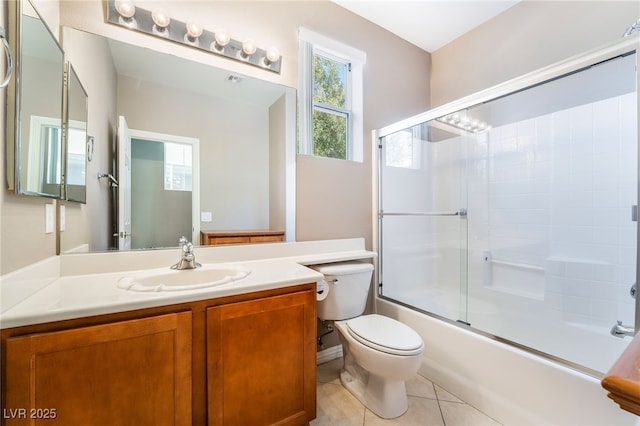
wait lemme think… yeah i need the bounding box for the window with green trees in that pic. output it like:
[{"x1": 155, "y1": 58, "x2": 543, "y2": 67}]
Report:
[
  {"x1": 298, "y1": 28, "x2": 365, "y2": 162},
  {"x1": 312, "y1": 53, "x2": 350, "y2": 159}
]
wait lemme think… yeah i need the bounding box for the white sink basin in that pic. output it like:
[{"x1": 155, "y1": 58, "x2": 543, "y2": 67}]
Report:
[{"x1": 117, "y1": 265, "x2": 251, "y2": 292}]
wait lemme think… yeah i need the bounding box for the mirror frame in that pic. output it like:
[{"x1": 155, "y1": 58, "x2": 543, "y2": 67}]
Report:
[{"x1": 5, "y1": 0, "x2": 66, "y2": 199}]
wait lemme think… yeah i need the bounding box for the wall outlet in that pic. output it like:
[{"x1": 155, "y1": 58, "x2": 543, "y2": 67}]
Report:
[
  {"x1": 45, "y1": 204, "x2": 55, "y2": 234},
  {"x1": 201, "y1": 211, "x2": 213, "y2": 222}
]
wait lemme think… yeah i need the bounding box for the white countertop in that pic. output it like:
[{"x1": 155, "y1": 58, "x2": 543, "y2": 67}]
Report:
[
  {"x1": 1, "y1": 259, "x2": 323, "y2": 328},
  {"x1": 0, "y1": 239, "x2": 376, "y2": 329}
]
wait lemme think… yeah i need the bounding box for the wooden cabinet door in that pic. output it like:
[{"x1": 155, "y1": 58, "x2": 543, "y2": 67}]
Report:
[
  {"x1": 207, "y1": 289, "x2": 316, "y2": 426},
  {"x1": 4, "y1": 312, "x2": 192, "y2": 426}
]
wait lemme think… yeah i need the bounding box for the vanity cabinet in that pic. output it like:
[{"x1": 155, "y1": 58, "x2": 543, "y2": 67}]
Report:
[
  {"x1": 207, "y1": 290, "x2": 316, "y2": 426},
  {"x1": 1, "y1": 284, "x2": 316, "y2": 426},
  {"x1": 3, "y1": 312, "x2": 192, "y2": 425}
]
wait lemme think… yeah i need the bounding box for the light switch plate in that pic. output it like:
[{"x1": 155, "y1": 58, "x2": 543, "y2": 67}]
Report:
[{"x1": 201, "y1": 211, "x2": 213, "y2": 222}]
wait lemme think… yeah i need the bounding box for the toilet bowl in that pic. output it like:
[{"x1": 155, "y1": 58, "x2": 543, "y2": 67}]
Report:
[
  {"x1": 334, "y1": 314, "x2": 424, "y2": 418},
  {"x1": 311, "y1": 262, "x2": 424, "y2": 419}
]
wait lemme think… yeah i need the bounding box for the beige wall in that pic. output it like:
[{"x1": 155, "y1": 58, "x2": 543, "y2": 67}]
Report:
[
  {"x1": 2, "y1": 1, "x2": 430, "y2": 273},
  {"x1": 58, "y1": 0, "x2": 431, "y2": 252},
  {"x1": 431, "y1": 0, "x2": 639, "y2": 106},
  {"x1": 5, "y1": 0, "x2": 637, "y2": 274},
  {"x1": 1, "y1": 0, "x2": 62, "y2": 273},
  {"x1": 293, "y1": 4, "x2": 432, "y2": 248}
]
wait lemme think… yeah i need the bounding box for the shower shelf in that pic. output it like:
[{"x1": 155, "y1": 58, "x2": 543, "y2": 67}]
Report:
[
  {"x1": 485, "y1": 285, "x2": 544, "y2": 301},
  {"x1": 491, "y1": 259, "x2": 544, "y2": 272}
]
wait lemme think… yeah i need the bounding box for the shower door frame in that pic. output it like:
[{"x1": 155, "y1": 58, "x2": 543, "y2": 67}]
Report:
[{"x1": 372, "y1": 34, "x2": 640, "y2": 374}]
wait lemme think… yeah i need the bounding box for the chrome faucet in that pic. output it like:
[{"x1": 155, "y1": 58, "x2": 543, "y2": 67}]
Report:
[
  {"x1": 610, "y1": 320, "x2": 635, "y2": 338},
  {"x1": 171, "y1": 237, "x2": 202, "y2": 270}
]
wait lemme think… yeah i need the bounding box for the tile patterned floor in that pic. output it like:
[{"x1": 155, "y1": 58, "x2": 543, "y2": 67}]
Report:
[{"x1": 312, "y1": 358, "x2": 502, "y2": 426}]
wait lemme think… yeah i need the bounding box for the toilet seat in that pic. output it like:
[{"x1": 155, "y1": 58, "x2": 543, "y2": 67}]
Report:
[{"x1": 346, "y1": 314, "x2": 424, "y2": 356}]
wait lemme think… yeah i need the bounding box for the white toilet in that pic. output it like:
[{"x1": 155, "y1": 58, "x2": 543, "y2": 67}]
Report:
[{"x1": 312, "y1": 262, "x2": 424, "y2": 419}]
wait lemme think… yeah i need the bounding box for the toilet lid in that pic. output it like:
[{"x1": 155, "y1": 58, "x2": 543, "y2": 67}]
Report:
[{"x1": 346, "y1": 314, "x2": 424, "y2": 356}]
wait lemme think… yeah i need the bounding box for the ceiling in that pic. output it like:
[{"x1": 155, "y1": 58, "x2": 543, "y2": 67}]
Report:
[
  {"x1": 332, "y1": 0, "x2": 521, "y2": 52},
  {"x1": 106, "y1": 36, "x2": 289, "y2": 107}
]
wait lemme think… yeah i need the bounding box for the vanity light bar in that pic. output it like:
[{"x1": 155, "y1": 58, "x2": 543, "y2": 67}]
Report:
[{"x1": 106, "y1": 0, "x2": 282, "y2": 74}]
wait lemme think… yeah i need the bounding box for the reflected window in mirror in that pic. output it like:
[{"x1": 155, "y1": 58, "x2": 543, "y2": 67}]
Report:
[
  {"x1": 27, "y1": 116, "x2": 62, "y2": 193},
  {"x1": 66, "y1": 127, "x2": 87, "y2": 186},
  {"x1": 164, "y1": 142, "x2": 192, "y2": 192}
]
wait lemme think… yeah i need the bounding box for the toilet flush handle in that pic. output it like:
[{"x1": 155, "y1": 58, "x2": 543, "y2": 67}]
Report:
[{"x1": 326, "y1": 278, "x2": 338, "y2": 284}]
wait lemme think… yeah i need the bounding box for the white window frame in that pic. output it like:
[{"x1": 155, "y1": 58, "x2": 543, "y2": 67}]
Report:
[{"x1": 298, "y1": 28, "x2": 366, "y2": 162}]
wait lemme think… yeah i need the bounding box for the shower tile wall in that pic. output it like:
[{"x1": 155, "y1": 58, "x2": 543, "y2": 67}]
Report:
[{"x1": 467, "y1": 92, "x2": 637, "y2": 336}]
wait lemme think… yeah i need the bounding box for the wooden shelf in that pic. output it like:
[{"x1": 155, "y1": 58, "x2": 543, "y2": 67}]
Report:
[{"x1": 602, "y1": 333, "x2": 640, "y2": 415}]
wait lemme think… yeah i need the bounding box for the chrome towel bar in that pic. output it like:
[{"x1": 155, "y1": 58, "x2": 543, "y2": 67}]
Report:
[{"x1": 379, "y1": 209, "x2": 467, "y2": 217}]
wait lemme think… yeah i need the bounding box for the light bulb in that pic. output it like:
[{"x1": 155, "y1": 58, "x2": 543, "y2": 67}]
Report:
[
  {"x1": 184, "y1": 20, "x2": 203, "y2": 46},
  {"x1": 241, "y1": 39, "x2": 257, "y2": 57},
  {"x1": 211, "y1": 30, "x2": 230, "y2": 51},
  {"x1": 151, "y1": 9, "x2": 170, "y2": 36},
  {"x1": 264, "y1": 47, "x2": 280, "y2": 65},
  {"x1": 215, "y1": 30, "x2": 230, "y2": 47},
  {"x1": 186, "y1": 21, "x2": 203, "y2": 38},
  {"x1": 115, "y1": 0, "x2": 135, "y2": 18},
  {"x1": 152, "y1": 9, "x2": 170, "y2": 28}
]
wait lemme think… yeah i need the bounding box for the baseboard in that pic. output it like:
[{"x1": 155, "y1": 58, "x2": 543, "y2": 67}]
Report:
[{"x1": 316, "y1": 345, "x2": 343, "y2": 365}]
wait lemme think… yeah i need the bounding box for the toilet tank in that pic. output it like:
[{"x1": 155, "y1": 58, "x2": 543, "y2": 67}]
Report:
[{"x1": 311, "y1": 262, "x2": 374, "y2": 320}]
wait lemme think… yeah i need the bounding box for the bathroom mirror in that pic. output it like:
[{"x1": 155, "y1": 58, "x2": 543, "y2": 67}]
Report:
[
  {"x1": 63, "y1": 63, "x2": 88, "y2": 203},
  {"x1": 5, "y1": 0, "x2": 65, "y2": 198},
  {"x1": 60, "y1": 27, "x2": 295, "y2": 252}
]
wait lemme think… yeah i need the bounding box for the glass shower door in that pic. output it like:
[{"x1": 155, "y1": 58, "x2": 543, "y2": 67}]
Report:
[
  {"x1": 379, "y1": 120, "x2": 468, "y2": 322},
  {"x1": 376, "y1": 40, "x2": 637, "y2": 375},
  {"x1": 464, "y1": 52, "x2": 638, "y2": 373}
]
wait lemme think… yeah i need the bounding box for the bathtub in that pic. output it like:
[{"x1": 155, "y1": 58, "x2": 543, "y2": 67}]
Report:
[{"x1": 376, "y1": 298, "x2": 640, "y2": 425}]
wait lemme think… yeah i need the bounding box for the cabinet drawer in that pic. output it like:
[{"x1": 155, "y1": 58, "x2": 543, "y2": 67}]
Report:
[
  {"x1": 250, "y1": 235, "x2": 285, "y2": 243},
  {"x1": 208, "y1": 236, "x2": 251, "y2": 245}
]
